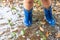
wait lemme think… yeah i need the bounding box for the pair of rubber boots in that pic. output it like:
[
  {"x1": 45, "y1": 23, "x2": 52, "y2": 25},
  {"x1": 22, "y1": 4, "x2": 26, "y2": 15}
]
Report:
[{"x1": 23, "y1": 6, "x2": 56, "y2": 27}]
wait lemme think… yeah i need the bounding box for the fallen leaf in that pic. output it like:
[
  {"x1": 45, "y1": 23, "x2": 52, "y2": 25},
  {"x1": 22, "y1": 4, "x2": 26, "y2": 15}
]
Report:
[
  {"x1": 40, "y1": 27, "x2": 44, "y2": 32},
  {"x1": 20, "y1": 29, "x2": 25, "y2": 36},
  {"x1": 40, "y1": 21, "x2": 46, "y2": 25},
  {"x1": 46, "y1": 31, "x2": 49, "y2": 37},
  {"x1": 56, "y1": 33, "x2": 60, "y2": 38},
  {"x1": 11, "y1": 6, "x2": 16, "y2": 10},
  {"x1": 0, "y1": 32, "x2": 3, "y2": 35},
  {"x1": 11, "y1": 32, "x2": 16, "y2": 37},
  {"x1": 42, "y1": 35, "x2": 46, "y2": 40}
]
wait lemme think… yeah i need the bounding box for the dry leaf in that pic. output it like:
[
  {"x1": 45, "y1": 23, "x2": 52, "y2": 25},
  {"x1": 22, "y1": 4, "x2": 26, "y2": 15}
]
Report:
[
  {"x1": 56, "y1": 33, "x2": 60, "y2": 38},
  {"x1": 12, "y1": 28, "x2": 18, "y2": 32},
  {"x1": 40, "y1": 27, "x2": 44, "y2": 32},
  {"x1": 0, "y1": 32, "x2": 3, "y2": 35},
  {"x1": 40, "y1": 20, "x2": 46, "y2": 25},
  {"x1": 46, "y1": 31, "x2": 49, "y2": 37},
  {"x1": 40, "y1": 21, "x2": 46, "y2": 25}
]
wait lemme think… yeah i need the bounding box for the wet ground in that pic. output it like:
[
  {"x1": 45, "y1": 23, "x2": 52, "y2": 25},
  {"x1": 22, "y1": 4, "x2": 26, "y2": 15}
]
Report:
[{"x1": 0, "y1": 0, "x2": 60, "y2": 40}]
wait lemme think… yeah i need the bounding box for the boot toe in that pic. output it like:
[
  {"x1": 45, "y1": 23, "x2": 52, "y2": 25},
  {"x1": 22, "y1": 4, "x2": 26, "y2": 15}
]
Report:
[
  {"x1": 23, "y1": 20, "x2": 31, "y2": 27},
  {"x1": 48, "y1": 19, "x2": 56, "y2": 26},
  {"x1": 24, "y1": 23, "x2": 30, "y2": 27}
]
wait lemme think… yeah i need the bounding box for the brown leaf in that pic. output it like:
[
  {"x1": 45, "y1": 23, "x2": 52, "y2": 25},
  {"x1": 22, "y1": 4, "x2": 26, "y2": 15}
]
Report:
[
  {"x1": 40, "y1": 21, "x2": 46, "y2": 25},
  {"x1": 56, "y1": 33, "x2": 60, "y2": 38},
  {"x1": 46, "y1": 31, "x2": 49, "y2": 37},
  {"x1": 40, "y1": 27, "x2": 44, "y2": 32}
]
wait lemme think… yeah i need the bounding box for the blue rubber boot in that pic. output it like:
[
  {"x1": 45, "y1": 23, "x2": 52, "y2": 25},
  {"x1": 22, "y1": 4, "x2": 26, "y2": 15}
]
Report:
[
  {"x1": 29, "y1": 8, "x2": 33, "y2": 25},
  {"x1": 44, "y1": 6, "x2": 56, "y2": 26},
  {"x1": 23, "y1": 8, "x2": 33, "y2": 27}
]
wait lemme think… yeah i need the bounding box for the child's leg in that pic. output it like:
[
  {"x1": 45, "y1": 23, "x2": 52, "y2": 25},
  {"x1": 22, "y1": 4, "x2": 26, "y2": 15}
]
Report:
[
  {"x1": 41, "y1": 0, "x2": 51, "y2": 9},
  {"x1": 2, "y1": 0, "x2": 7, "y2": 6},
  {"x1": 23, "y1": 0, "x2": 34, "y2": 27},
  {"x1": 41, "y1": 0, "x2": 56, "y2": 26},
  {"x1": 24, "y1": 0, "x2": 33, "y2": 10},
  {"x1": 9, "y1": 0, "x2": 13, "y2": 8}
]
